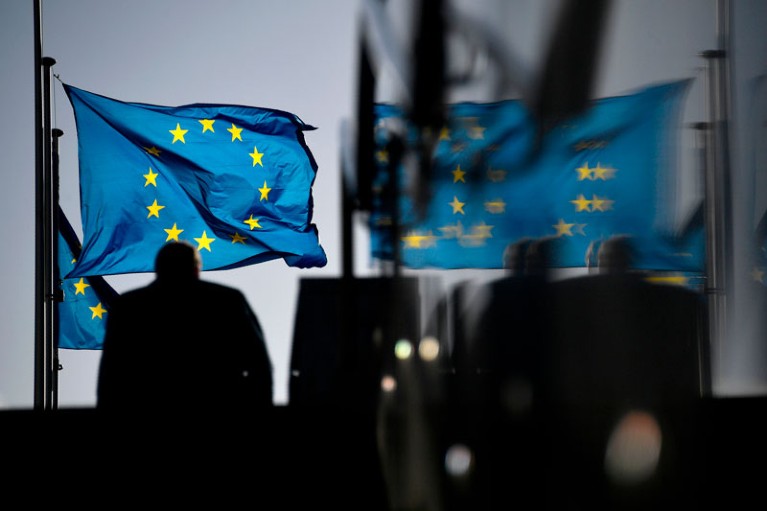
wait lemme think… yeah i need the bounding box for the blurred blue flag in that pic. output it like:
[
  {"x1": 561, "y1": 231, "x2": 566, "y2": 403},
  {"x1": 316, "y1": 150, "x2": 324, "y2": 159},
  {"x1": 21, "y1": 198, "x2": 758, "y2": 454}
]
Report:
[
  {"x1": 58, "y1": 206, "x2": 119, "y2": 350},
  {"x1": 64, "y1": 84, "x2": 326, "y2": 277},
  {"x1": 370, "y1": 79, "x2": 704, "y2": 272}
]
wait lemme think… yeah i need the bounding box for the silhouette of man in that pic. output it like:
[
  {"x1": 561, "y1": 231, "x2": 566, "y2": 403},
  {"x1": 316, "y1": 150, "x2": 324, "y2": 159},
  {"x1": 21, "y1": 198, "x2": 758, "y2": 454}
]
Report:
[
  {"x1": 596, "y1": 234, "x2": 634, "y2": 274},
  {"x1": 96, "y1": 241, "x2": 273, "y2": 412}
]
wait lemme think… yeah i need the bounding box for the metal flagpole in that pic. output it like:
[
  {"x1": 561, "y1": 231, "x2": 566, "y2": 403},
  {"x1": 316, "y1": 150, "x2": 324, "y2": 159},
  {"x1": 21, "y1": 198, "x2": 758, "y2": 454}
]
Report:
[
  {"x1": 692, "y1": 121, "x2": 714, "y2": 397},
  {"x1": 700, "y1": 0, "x2": 734, "y2": 380},
  {"x1": 51, "y1": 128, "x2": 64, "y2": 410},
  {"x1": 33, "y1": 0, "x2": 45, "y2": 411},
  {"x1": 34, "y1": 0, "x2": 58, "y2": 410},
  {"x1": 41, "y1": 56, "x2": 56, "y2": 411}
]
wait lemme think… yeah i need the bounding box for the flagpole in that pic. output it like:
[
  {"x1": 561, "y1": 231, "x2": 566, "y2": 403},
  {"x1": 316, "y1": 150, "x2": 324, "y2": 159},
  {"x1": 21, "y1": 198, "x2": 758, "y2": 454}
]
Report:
[
  {"x1": 33, "y1": 0, "x2": 45, "y2": 411},
  {"x1": 51, "y1": 128, "x2": 64, "y2": 410},
  {"x1": 700, "y1": 0, "x2": 733, "y2": 383},
  {"x1": 41, "y1": 55, "x2": 56, "y2": 411},
  {"x1": 692, "y1": 121, "x2": 714, "y2": 397}
]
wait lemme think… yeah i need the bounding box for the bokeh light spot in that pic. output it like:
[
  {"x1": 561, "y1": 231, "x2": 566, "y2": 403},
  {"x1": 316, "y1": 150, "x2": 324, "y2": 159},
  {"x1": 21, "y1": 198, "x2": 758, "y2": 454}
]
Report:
[
  {"x1": 394, "y1": 339, "x2": 413, "y2": 360},
  {"x1": 445, "y1": 444, "x2": 474, "y2": 478},
  {"x1": 418, "y1": 336, "x2": 440, "y2": 361},
  {"x1": 604, "y1": 410, "x2": 662, "y2": 485},
  {"x1": 381, "y1": 374, "x2": 397, "y2": 392}
]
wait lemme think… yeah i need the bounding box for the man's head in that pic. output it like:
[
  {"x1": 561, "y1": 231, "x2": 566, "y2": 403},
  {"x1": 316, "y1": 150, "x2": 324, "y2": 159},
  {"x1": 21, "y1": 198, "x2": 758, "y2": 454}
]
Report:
[
  {"x1": 597, "y1": 235, "x2": 634, "y2": 274},
  {"x1": 503, "y1": 237, "x2": 533, "y2": 275},
  {"x1": 155, "y1": 241, "x2": 202, "y2": 282},
  {"x1": 525, "y1": 235, "x2": 563, "y2": 277}
]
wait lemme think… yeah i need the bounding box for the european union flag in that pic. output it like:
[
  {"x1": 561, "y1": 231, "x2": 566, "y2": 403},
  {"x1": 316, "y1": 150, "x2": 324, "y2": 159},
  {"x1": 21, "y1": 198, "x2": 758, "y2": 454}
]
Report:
[
  {"x1": 58, "y1": 207, "x2": 119, "y2": 350},
  {"x1": 64, "y1": 84, "x2": 326, "y2": 277},
  {"x1": 370, "y1": 79, "x2": 703, "y2": 272}
]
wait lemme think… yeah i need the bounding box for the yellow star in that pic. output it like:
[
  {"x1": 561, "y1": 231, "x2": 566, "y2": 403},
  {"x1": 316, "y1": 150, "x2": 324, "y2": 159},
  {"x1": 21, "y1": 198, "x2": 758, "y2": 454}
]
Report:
[
  {"x1": 575, "y1": 163, "x2": 593, "y2": 181},
  {"x1": 244, "y1": 215, "x2": 262, "y2": 230},
  {"x1": 89, "y1": 302, "x2": 107, "y2": 320},
  {"x1": 471, "y1": 221, "x2": 493, "y2": 239},
  {"x1": 484, "y1": 199, "x2": 506, "y2": 214},
  {"x1": 438, "y1": 221, "x2": 464, "y2": 239},
  {"x1": 449, "y1": 196, "x2": 465, "y2": 215},
  {"x1": 592, "y1": 163, "x2": 617, "y2": 180},
  {"x1": 571, "y1": 194, "x2": 592, "y2": 212},
  {"x1": 553, "y1": 219, "x2": 575, "y2": 237},
  {"x1": 452, "y1": 165, "x2": 466, "y2": 183},
  {"x1": 590, "y1": 195, "x2": 614, "y2": 211},
  {"x1": 375, "y1": 150, "x2": 388, "y2": 164},
  {"x1": 468, "y1": 125, "x2": 486, "y2": 139},
  {"x1": 231, "y1": 232, "x2": 247, "y2": 244},
  {"x1": 227, "y1": 123, "x2": 243, "y2": 142},
  {"x1": 459, "y1": 233, "x2": 489, "y2": 247},
  {"x1": 249, "y1": 146, "x2": 264, "y2": 167},
  {"x1": 439, "y1": 127, "x2": 450, "y2": 141},
  {"x1": 146, "y1": 199, "x2": 165, "y2": 218},
  {"x1": 486, "y1": 168, "x2": 507, "y2": 183},
  {"x1": 194, "y1": 230, "x2": 216, "y2": 252},
  {"x1": 451, "y1": 142, "x2": 466, "y2": 153},
  {"x1": 461, "y1": 118, "x2": 485, "y2": 139},
  {"x1": 144, "y1": 146, "x2": 162, "y2": 157},
  {"x1": 401, "y1": 231, "x2": 437, "y2": 248},
  {"x1": 259, "y1": 181, "x2": 272, "y2": 201},
  {"x1": 143, "y1": 167, "x2": 159, "y2": 187},
  {"x1": 169, "y1": 123, "x2": 188, "y2": 144},
  {"x1": 73, "y1": 278, "x2": 90, "y2": 296},
  {"x1": 199, "y1": 119, "x2": 215, "y2": 133},
  {"x1": 164, "y1": 223, "x2": 184, "y2": 241},
  {"x1": 646, "y1": 274, "x2": 689, "y2": 286}
]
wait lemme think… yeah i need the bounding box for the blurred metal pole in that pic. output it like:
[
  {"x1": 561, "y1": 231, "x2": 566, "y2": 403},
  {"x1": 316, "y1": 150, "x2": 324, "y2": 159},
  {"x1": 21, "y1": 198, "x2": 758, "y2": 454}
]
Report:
[
  {"x1": 701, "y1": 0, "x2": 733, "y2": 379},
  {"x1": 355, "y1": 6, "x2": 377, "y2": 214},
  {"x1": 692, "y1": 121, "x2": 714, "y2": 397}
]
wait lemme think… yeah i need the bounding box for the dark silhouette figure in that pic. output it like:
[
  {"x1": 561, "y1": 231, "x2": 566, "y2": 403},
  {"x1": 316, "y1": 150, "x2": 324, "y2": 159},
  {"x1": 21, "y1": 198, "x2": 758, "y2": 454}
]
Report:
[
  {"x1": 547, "y1": 234, "x2": 706, "y2": 508},
  {"x1": 96, "y1": 241, "x2": 273, "y2": 412},
  {"x1": 596, "y1": 234, "x2": 634, "y2": 274},
  {"x1": 443, "y1": 236, "x2": 564, "y2": 509}
]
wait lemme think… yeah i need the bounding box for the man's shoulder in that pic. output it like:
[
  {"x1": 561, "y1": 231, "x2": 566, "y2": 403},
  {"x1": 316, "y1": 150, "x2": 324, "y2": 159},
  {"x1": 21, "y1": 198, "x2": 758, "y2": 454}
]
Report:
[
  {"x1": 116, "y1": 279, "x2": 246, "y2": 304},
  {"x1": 197, "y1": 280, "x2": 246, "y2": 299}
]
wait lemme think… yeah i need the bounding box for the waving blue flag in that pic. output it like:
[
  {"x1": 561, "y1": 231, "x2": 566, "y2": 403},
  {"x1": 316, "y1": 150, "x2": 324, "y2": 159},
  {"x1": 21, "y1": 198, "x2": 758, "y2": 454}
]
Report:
[
  {"x1": 370, "y1": 79, "x2": 703, "y2": 272},
  {"x1": 64, "y1": 84, "x2": 326, "y2": 277},
  {"x1": 58, "y1": 207, "x2": 119, "y2": 350}
]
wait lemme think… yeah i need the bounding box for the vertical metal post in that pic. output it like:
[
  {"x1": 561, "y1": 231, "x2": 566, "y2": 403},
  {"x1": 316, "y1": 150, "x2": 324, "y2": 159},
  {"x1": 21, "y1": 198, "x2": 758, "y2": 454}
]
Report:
[
  {"x1": 51, "y1": 128, "x2": 64, "y2": 410},
  {"x1": 42, "y1": 56, "x2": 57, "y2": 411},
  {"x1": 693, "y1": 121, "x2": 714, "y2": 396},
  {"x1": 700, "y1": 0, "x2": 733, "y2": 381},
  {"x1": 33, "y1": 0, "x2": 45, "y2": 411}
]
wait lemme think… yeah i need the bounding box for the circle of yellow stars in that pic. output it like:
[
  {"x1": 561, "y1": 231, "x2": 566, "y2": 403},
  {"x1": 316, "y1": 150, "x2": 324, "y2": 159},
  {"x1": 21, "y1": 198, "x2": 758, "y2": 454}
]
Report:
[{"x1": 141, "y1": 118, "x2": 277, "y2": 255}]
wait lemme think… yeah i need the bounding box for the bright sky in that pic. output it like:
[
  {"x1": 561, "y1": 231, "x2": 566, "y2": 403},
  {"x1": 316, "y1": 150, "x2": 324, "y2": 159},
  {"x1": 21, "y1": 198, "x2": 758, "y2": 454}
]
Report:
[{"x1": 1, "y1": 0, "x2": 765, "y2": 409}]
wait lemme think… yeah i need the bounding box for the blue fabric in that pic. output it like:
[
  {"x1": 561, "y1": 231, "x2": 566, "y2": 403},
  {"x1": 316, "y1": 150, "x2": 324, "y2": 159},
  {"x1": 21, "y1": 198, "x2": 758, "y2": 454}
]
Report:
[
  {"x1": 58, "y1": 207, "x2": 119, "y2": 350},
  {"x1": 370, "y1": 79, "x2": 704, "y2": 272},
  {"x1": 64, "y1": 84, "x2": 326, "y2": 277}
]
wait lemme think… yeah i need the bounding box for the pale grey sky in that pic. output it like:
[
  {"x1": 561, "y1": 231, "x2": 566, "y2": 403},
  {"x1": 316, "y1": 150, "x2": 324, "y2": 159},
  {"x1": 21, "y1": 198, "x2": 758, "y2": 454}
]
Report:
[{"x1": 1, "y1": 0, "x2": 765, "y2": 409}]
